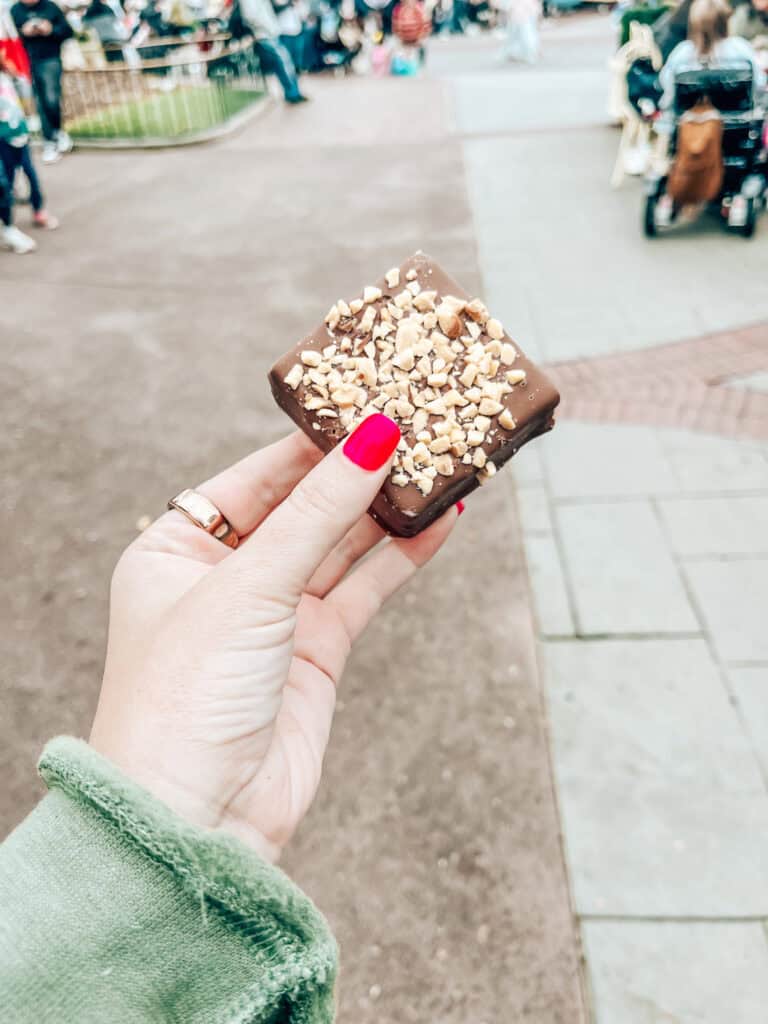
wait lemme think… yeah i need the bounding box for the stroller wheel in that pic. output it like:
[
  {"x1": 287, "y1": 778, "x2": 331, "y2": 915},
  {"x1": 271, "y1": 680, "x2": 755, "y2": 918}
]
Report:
[
  {"x1": 643, "y1": 195, "x2": 658, "y2": 238},
  {"x1": 741, "y1": 197, "x2": 757, "y2": 238}
]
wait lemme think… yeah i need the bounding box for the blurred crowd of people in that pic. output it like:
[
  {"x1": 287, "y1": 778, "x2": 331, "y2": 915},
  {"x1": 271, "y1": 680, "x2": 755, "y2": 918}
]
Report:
[{"x1": 0, "y1": 0, "x2": 546, "y2": 255}]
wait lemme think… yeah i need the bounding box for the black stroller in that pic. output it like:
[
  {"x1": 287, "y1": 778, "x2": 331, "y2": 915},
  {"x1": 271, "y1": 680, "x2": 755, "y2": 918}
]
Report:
[{"x1": 644, "y1": 63, "x2": 767, "y2": 238}]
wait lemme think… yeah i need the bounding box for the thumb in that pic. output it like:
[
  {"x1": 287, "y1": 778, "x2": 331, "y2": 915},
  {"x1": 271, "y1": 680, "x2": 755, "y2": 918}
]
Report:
[{"x1": 234, "y1": 414, "x2": 401, "y2": 598}]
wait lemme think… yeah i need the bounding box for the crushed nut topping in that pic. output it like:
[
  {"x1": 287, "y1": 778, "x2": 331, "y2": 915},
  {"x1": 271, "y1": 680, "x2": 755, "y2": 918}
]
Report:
[{"x1": 292, "y1": 268, "x2": 523, "y2": 496}]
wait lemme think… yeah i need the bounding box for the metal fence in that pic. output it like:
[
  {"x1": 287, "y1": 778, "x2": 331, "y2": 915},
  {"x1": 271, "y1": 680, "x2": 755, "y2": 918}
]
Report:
[{"x1": 62, "y1": 35, "x2": 266, "y2": 146}]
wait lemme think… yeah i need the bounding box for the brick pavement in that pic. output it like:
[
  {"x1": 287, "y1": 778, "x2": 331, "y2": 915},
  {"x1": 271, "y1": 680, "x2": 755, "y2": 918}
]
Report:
[{"x1": 547, "y1": 320, "x2": 768, "y2": 438}]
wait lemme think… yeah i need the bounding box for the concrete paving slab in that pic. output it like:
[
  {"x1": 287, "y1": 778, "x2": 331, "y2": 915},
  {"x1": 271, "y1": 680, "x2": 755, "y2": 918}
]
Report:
[
  {"x1": 516, "y1": 485, "x2": 554, "y2": 535},
  {"x1": 658, "y1": 496, "x2": 768, "y2": 557},
  {"x1": 453, "y1": 68, "x2": 611, "y2": 135},
  {"x1": 658, "y1": 429, "x2": 768, "y2": 494},
  {"x1": 544, "y1": 639, "x2": 768, "y2": 915},
  {"x1": 555, "y1": 501, "x2": 698, "y2": 635},
  {"x1": 512, "y1": 445, "x2": 546, "y2": 488},
  {"x1": 685, "y1": 559, "x2": 768, "y2": 663},
  {"x1": 583, "y1": 920, "x2": 768, "y2": 1024},
  {"x1": 478, "y1": 264, "x2": 543, "y2": 365},
  {"x1": 729, "y1": 666, "x2": 768, "y2": 778},
  {"x1": 430, "y1": 16, "x2": 614, "y2": 77},
  {"x1": 522, "y1": 533, "x2": 576, "y2": 636},
  {"x1": 542, "y1": 422, "x2": 679, "y2": 500}
]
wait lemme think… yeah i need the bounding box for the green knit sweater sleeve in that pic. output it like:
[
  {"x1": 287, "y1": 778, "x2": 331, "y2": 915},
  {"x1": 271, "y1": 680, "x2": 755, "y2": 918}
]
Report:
[{"x1": 0, "y1": 737, "x2": 338, "y2": 1024}]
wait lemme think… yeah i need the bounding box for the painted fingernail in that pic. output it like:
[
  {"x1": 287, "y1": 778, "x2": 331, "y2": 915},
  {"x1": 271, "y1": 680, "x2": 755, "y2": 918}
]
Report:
[
  {"x1": 343, "y1": 414, "x2": 401, "y2": 471},
  {"x1": 456, "y1": 500, "x2": 465, "y2": 516}
]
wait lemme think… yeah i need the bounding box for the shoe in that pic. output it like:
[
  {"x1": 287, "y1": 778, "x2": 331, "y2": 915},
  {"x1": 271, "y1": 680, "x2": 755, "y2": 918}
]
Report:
[
  {"x1": 42, "y1": 142, "x2": 61, "y2": 165},
  {"x1": 33, "y1": 209, "x2": 60, "y2": 230},
  {"x1": 2, "y1": 225, "x2": 37, "y2": 254},
  {"x1": 286, "y1": 93, "x2": 309, "y2": 104},
  {"x1": 625, "y1": 143, "x2": 650, "y2": 177},
  {"x1": 56, "y1": 130, "x2": 73, "y2": 154}
]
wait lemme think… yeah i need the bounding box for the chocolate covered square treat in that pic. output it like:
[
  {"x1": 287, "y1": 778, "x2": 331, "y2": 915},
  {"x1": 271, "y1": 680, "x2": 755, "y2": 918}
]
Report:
[{"x1": 269, "y1": 252, "x2": 559, "y2": 537}]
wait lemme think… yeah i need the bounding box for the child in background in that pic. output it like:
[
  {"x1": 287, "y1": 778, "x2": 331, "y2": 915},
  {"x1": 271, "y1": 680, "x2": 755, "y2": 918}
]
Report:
[
  {"x1": 0, "y1": 50, "x2": 58, "y2": 253},
  {"x1": 392, "y1": 0, "x2": 430, "y2": 70},
  {"x1": 502, "y1": 0, "x2": 540, "y2": 63}
]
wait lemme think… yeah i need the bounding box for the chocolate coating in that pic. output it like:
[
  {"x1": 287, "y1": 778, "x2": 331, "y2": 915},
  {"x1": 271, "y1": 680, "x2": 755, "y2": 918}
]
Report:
[{"x1": 269, "y1": 252, "x2": 559, "y2": 537}]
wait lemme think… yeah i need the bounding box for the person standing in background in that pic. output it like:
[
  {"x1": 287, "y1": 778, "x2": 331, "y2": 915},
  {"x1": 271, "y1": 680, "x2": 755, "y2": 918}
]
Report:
[
  {"x1": 11, "y1": 0, "x2": 73, "y2": 163},
  {"x1": 238, "y1": 0, "x2": 309, "y2": 103},
  {"x1": 274, "y1": 0, "x2": 306, "y2": 71}
]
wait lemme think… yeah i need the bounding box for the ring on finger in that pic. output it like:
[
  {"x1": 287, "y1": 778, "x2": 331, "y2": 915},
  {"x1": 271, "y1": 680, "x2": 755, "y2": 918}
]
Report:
[{"x1": 167, "y1": 488, "x2": 239, "y2": 549}]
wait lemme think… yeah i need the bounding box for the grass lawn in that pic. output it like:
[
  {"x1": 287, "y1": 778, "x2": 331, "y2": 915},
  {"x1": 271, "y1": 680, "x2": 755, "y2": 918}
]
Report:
[{"x1": 67, "y1": 85, "x2": 262, "y2": 141}]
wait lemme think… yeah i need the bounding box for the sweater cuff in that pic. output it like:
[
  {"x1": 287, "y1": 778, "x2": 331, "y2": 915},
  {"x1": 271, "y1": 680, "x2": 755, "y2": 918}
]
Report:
[{"x1": 37, "y1": 736, "x2": 338, "y2": 1023}]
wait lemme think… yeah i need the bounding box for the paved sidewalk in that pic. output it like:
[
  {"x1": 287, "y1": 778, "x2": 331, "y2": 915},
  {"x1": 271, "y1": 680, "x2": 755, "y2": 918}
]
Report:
[
  {"x1": 0, "y1": 51, "x2": 584, "y2": 1024},
  {"x1": 439, "y1": 14, "x2": 768, "y2": 1022}
]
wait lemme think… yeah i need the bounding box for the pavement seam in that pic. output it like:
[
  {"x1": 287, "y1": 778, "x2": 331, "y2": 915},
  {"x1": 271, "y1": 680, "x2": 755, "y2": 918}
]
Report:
[
  {"x1": 581, "y1": 914, "x2": 768, "y2": 924},
  {"x1": 540, "y1": 631, "x2": 704, "y2": 643},
  {"x1": 538, "y1": 452, "x2": 582, "y2": 637},
  {"x1": 657, "y1": 503, "x2": 768, "y2": 798}
]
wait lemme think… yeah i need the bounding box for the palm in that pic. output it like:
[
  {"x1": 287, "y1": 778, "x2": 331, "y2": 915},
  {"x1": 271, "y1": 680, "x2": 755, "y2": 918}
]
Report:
[{"x1": 107, "y1": 526, "x2": 352, "y2": 852}]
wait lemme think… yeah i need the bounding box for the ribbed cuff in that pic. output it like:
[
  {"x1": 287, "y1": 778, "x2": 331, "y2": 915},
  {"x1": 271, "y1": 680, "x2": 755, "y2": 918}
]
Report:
[{"x1": 39, "y1": 737, "x2": 338, "y2": 1024}]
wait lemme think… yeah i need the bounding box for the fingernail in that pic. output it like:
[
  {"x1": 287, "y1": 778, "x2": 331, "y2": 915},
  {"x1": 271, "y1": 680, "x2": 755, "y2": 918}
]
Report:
[
  {"x1": 456, "y1": 500, "x2": 465, "y2": 516},
  {"x1": 343, "y1": 414, "x2": 401, "y2": 471}
]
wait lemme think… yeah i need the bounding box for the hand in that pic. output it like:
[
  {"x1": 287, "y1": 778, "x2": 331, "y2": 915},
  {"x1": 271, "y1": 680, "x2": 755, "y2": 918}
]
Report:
[
  {"x1": 90, "y1": 419, "x2": 459, "y2": 861},
  {"x1": 36, "y1": 18, "x2": 53, "y2": 34},
  {"x1": 21, "y1": 22, "x2": 38, "y2": 35}
]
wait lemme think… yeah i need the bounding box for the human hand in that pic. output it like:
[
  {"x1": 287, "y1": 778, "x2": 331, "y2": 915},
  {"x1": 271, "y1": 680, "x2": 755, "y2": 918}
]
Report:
[
  {"x1": 36, "y1": 18, "x2": 53, "y2": 34},
  {"x1": 90, "y1": 417, "x2": 459, "y2": 862}
]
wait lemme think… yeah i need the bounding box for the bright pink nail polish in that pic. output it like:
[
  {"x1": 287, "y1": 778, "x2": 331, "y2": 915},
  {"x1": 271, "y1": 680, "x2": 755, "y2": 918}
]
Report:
[
  {"x1": 343, "y1": 414, "x2": 401, "y2": 471},
  {"x1": 456, "y1": 500, "x2": 465, "y2": 516}
]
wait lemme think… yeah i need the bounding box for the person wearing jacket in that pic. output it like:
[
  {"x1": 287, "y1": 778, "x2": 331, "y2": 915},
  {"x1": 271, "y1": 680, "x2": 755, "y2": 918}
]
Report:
[
  {"x1": 10, "y1": 0, "x2": 73, "y2": 162},
  {"x1": 238, "y1": 0, "x2": 309, "y2": 102},
  {"x1": 0, "y1": 419, "x2": 460, "y2": 1020}
]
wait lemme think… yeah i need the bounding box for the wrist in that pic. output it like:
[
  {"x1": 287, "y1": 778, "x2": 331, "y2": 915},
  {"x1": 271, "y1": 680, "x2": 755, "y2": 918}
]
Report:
[{"x1": 88, "y1": 732, "x2": 281, "y2": 863}]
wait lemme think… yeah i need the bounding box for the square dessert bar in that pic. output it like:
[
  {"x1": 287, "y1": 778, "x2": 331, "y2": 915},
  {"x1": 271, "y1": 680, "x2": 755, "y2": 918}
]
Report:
[{"x1": 269, "y1": 252, "x2": 559, "y2": 537}]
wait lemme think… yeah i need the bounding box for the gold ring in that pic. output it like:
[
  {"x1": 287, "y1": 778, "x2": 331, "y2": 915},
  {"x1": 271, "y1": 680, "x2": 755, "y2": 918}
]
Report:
[{"x1": 167, "y1": 488, "x2": 239, "y2": 549}]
